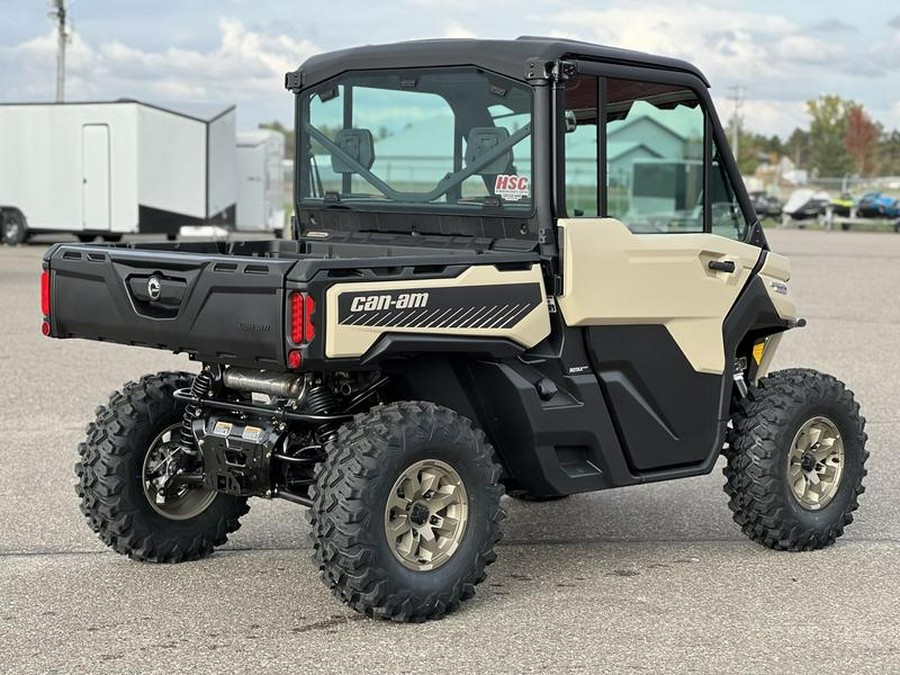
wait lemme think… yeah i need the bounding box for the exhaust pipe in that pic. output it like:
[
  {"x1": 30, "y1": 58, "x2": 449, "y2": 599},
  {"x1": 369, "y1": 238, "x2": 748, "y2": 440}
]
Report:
[{"x1": 222, "y1": 368, "x2": 308, "y2": 399}]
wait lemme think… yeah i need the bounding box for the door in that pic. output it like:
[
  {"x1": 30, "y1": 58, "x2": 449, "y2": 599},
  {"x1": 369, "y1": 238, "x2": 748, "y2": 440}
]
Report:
[
  {"x1": 557, "y1": 69, "x2": 762, "y2": 472},
  {"x1": 82, "y1": 124, "x2": 110, "y2": 231}
]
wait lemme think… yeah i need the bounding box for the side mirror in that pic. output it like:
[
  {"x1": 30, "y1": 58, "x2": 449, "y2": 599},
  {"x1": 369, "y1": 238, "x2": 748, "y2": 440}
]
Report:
[{"x1": 564, "y1": 110, "x2": 577, "y2": 134}]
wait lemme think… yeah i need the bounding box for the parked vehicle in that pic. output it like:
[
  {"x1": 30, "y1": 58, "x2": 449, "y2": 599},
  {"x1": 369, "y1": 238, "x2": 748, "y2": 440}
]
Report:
[
  {"x1": 829, "y1": 193, "x2": 855, "y2": 218},
  {"x1": 749, "y1": 190, "x2": 783, "y2": 218},
  {"x1": 782, "y1": 189, "x2": 830, "y2": 220},
  {"x1": 43, "y1": 38, "x2": 868, "y2": 622},
  {"x1": 858, "y1": 192, "x2": 900, "y2": 218},
  {"x1": 0, "y1": 100, "x2": 237, "y2": 245}
]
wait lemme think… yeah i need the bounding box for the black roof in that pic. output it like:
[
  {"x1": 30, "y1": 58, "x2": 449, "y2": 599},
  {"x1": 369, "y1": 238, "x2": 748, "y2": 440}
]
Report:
[{"x1": 290, "y1": 36, "x2": 709, "y2": 90}]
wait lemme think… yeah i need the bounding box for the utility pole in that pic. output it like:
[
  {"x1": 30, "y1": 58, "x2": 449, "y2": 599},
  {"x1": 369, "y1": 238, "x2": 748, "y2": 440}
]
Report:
[
  {"x1": 48, "y1": 0, "x2": 67, "y2": 102},
  {"x1": 729, "y1": 85, "x2": 745, "y2": 164}
]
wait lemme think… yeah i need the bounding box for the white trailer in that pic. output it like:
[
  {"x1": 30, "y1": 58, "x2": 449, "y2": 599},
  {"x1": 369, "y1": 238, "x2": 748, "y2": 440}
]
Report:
[
  {"x1": 235, "y1": 129, "x2": 285, "y2": 234},
  {"x1": 0, "y1": 100, "x2": 236, "y2": 244}
]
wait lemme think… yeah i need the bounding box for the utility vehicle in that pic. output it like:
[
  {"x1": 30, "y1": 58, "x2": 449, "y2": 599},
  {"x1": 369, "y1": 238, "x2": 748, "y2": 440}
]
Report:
[{"x1": 43, "y1": 38, "x2": 868, "y2": 622}]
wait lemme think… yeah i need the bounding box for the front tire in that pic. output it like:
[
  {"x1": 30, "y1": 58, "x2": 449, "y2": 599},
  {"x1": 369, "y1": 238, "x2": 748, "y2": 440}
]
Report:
[
  {"x1": 725, "y1": 368, "x2": 867, "y2": 551},
  {"x1": 76, "y1": 372, "x2": 249, "y2": 562},
  {"x1": 309, "y1": 401, "x2": 505, "y2": 622}
]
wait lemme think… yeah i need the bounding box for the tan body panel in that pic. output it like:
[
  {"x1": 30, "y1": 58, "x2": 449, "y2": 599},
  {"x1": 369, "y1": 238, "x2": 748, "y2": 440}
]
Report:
[
  {"x1": 557, "y1": 218, "x2": 764, "y2": 375},
  {"x1": 324, "y1": 264, "x2": 551, "y2": 359},
  {"x1": 755, "y1": 251, "x2": 796, "y2": 380}
]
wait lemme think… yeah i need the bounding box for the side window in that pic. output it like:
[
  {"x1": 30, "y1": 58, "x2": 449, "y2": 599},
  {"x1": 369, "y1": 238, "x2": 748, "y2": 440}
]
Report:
[
  {"x1": 606, "y1": 79, "x2": 704, "y2": 233},
  {"x1": 710, "y1": 142, "x2": 750, "y2": 240},
  {"x1": 563, "y1": 75, "x2": 599, "y2": 217}
]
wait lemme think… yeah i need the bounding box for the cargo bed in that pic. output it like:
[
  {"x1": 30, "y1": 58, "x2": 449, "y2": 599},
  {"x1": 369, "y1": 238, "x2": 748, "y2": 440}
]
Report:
[{"x1": 43, "y1": 237, "x2": 540, "y2": 370}]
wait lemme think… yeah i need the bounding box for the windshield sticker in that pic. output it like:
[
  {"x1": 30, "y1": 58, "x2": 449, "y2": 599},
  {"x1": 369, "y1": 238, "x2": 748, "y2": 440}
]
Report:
[{"x1": 494, "y1": 174, "x2": 530, "y2": 201}]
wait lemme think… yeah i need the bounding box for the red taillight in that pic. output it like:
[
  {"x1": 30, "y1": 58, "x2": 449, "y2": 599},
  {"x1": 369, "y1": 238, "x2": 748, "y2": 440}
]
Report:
[
  {"x1": 288, "y1": 350, "x2": 302, "y2": 369},
  {"x1": 41, "y1": 271, "x2": 50, "y2": 316},
  {"x1": 304, "y1": 294, "x2": 316, "y2": 342},
  {"x1": 289, "y1": 291, "x2": 316, "y2": 348},
  {"x1": 290, "y1": 291, "x2": 304, "y2": 344}
]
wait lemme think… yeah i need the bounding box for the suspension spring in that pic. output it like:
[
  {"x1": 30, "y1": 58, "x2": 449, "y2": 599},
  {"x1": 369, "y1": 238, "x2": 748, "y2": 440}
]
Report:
[
  {"x1": 179, "y1": 368, "x2": 215, "y2": 456},
  {"x1": 305, "y1": 384, "x2": 337, "y2": 415}
]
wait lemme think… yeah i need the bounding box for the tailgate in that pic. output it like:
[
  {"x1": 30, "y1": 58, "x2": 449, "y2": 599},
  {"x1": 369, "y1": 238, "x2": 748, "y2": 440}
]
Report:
[{"x1": 45, "y1": 245, "x2": 296, "y2": 368}]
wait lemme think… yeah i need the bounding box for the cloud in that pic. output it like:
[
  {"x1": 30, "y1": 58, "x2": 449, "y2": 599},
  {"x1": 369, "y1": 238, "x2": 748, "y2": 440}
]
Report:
[
  {"x1": 889, "y1": 15, "x2": 900, "y2": 30},
  {"x1": 775, "y1": 35, "x2": 847, "y2": 65},
  {"x1": 0, "y1": 18, "x2": 319, "y2": 104},
  {"x1": 807, "y1": 18, "x2": 857, "y2": 34},
  {"x1": 443, "y1": 21, "x2": 477, "y2": 39}
]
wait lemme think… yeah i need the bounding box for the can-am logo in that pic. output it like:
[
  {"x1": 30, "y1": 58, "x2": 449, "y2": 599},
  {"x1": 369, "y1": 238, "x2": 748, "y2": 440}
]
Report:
[{"x1": 349, "y1": 292, "x2": 429, "y2": 312}]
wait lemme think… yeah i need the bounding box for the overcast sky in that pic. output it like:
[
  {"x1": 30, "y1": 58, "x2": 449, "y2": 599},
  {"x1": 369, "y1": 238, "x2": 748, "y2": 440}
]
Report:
[{"x1": 1, "y1": 0, "x2": 899, "y2": 138}]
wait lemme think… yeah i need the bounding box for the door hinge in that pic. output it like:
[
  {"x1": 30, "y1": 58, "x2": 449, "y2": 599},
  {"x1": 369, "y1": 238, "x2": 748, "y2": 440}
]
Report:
[
  {"x1": 524, "y1": 59, "x2": 577, "y2": 83},
  {"x1": 284, "y1": 70, "x2": 304, "y2": 93},
  {"x1": 546, "y1": 295, "x2": 558, "y2": 313}
]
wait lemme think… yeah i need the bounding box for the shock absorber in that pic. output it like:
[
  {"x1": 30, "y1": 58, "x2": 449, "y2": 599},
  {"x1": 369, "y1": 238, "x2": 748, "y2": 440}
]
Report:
[
  {"x1": 306, "y1": 383, "x2": 337, "y2": 415},
  {"x1": 179, "y1": 368, "x2": 216, "y2": 458}
]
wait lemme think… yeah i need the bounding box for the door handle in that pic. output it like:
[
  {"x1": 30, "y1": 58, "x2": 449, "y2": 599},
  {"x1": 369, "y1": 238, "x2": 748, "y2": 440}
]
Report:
[{"x1": 708, "y1": 260, "x2": 736, "y2": 273}]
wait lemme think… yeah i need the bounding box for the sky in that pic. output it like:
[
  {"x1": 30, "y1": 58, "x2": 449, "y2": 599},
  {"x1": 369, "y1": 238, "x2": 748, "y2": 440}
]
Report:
[{"x1": 1, "y1": 0, "x2": 899, "y2": 139}]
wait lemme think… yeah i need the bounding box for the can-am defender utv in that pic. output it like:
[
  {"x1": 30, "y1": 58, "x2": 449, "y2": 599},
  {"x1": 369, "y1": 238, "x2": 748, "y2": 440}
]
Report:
[{"x1": 44, "y1": 38, "x2": 867, "y2": 622}]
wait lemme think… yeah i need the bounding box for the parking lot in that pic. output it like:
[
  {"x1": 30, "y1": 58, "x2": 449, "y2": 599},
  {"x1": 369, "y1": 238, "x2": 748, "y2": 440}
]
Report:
[{"x1": 1, "y1": 230, "x2": 899, "y2": 674}]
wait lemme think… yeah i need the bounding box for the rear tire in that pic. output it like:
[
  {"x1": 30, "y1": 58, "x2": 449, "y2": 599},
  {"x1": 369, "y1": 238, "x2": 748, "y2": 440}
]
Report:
[
  {"x1": 76, "y1": 372, "x2": 249, "y2": 562},
  {"x1": 101, "y1": 233, "x2": 123, "y2": 243},
  {"x1": 1, "y1": 210, "x2": 28, "y2": 245},
  {"x1": 725, "y1": 368, "x2": 867, "y2": 551},
  {"x1": 309, "y1": 401, "x2": 505, "y2": 622},
  {"x1": 76, "y1": 233, "x2": 96, "y2": 243}
]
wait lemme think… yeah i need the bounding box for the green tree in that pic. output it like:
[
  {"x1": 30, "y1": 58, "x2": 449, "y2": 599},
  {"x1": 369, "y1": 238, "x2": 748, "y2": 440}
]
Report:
[
  {"x1": 806, "y1": 95, "x2": 854, "y2": 177},
  {"x1": 878, "y1": 130, "x2": 900, "y2": 175}
]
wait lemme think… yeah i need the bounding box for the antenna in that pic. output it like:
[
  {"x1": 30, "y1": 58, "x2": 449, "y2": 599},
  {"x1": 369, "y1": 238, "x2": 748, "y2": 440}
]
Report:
[
  {"x1": 48, "y1": 0, "x2": 68, "y2": 102},
  {"x1": 729, "y1": 85, "x2": 745, "y2": 164}
]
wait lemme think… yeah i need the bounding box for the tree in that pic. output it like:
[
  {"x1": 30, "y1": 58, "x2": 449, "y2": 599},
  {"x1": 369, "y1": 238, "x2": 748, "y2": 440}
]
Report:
[
  {"x1": 843, "y1": 106, "x2": 880, "y2": 177},
  {"x1": 878, "y1": 130, "x2": 900, "y2": 175},
  {"x1": 806, "y1": 95, "x2": 854, "y2": 177},
  {"x1": 784, "y1": 128, "x2": 811, "y2": 168}
]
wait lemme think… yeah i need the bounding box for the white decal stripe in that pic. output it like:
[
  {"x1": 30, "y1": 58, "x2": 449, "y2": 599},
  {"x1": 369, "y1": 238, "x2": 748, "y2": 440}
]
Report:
[
  {"x1": 460, "y1": 306, "x2": 489, "y2": 328},
  {"x1": 472, "y1": 306, "x2": 500, "y2": 329},
  {"x1": 424, "y1": 307, "x2": 454, "y2": 328},
  {"x1": 435, "y1": 306, "x2": 465, "y2": 329},
  {"x1": 486, "y1": 303, "x2": 522, "y2": 329},
  {"x1": 499, "y1": 303, "x2": 534, "y2": 328}
]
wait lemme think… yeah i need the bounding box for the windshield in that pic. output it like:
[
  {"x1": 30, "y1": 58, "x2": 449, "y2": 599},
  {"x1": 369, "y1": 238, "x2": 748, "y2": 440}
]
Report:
[{"x1": 298, "y1": 68, "x2": 534, "y2": 214}]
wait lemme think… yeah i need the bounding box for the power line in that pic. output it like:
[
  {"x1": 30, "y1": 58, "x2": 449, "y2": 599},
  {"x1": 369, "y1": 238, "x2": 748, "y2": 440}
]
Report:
[{"x1": 48, "y1": 0, "x2": 68, "y2": 102}]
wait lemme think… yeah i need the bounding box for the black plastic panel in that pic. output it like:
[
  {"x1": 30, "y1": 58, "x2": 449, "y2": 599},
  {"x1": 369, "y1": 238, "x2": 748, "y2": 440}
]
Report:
[
  {"x1": 586, "y1": 325, "x2": 722, "y2": 472},
  {"x1": 46, "y1": 244, "x2": 296, "y2": 369}
]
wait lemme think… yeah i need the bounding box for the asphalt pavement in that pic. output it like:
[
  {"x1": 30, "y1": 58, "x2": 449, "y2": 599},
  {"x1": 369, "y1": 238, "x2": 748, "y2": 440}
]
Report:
[{"x1": 1, "y1": 230, "x2": 898, "y2": 674}]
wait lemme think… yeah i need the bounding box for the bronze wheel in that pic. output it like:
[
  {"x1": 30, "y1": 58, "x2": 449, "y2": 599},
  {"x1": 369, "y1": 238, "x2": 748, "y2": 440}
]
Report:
[
  {"x1": 787, "y1": 416, "x2": 845, "y2": 510},
  {"x1": 384, "y1": 459, "x2": 469, "y2": 572}
]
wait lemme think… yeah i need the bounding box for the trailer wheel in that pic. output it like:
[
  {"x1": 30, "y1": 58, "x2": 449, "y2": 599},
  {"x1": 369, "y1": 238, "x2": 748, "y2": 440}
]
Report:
[
  {"x1": 309, "y1": 401, "x2": 505, "y2": 622},
  {"x1": 76, "y1": 371, "x2": 249, "y2": 562},
  {"x1": 1, "y1": 210, "x2": 28, "y2": 245},
  {"x1": 894, "y1": 220, "x2": 900, "y2": 233},
  {"x1": 76, "y1": 234, "x2": 97, "y2": 243},
  {"x1": 101, "y1": 234, "x2": 123, "y2": 243},
  {"x1": 840, "y1": 222, "x2": 850, "y2": 231},
  {"x1": 725, "y1": 369, "x2": 867, "y2": 551}
]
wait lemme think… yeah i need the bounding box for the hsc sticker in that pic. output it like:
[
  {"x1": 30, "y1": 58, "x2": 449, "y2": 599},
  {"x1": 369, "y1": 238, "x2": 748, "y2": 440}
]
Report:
[{"x1": 494, "y1": 174, "x2": 530, "y2": 201}]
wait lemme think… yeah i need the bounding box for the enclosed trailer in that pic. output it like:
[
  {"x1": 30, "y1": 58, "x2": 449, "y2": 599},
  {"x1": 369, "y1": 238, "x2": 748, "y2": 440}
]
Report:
[
  {"x1": 0, "y1": 100, "x2": 236, "y2": 244},
  {"x1": 235, "y1": 129, "x2": 285, "y2": 233}
]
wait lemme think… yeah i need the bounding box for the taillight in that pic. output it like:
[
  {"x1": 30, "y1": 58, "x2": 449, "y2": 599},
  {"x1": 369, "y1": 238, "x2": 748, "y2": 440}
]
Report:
[
  {"x1": 304, "y1": 294, "x2": 316, "y2": 342},
  {"x1": 290, "y1": 291, "x2": 304, "y2": 344},
  {"x1": 41, "y1": 271, "x2": 50, "y2": 316},
  {"x1": 289, "y1": 291, "x2": 316, "y2": 345}
]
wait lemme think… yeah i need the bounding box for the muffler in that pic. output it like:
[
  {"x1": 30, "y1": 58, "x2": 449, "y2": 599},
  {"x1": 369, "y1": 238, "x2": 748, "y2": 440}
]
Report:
[{"x1": 222, "y1": 368, "x2": 308, "y2": 399}]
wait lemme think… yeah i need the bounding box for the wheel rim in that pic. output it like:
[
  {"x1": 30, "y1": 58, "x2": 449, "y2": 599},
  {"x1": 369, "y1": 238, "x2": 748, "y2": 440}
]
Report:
[
  {"x1": 142, "y1": 424, "x2": 216, "y2": 520},
  {"x1": 384, "y1": 459, "x2": 469, "y2": 572},
  {"x1": 3, "y1": 220, "x2": 20, "y2": 241},
  {"x1": 787, "y1": 416, "x2": 845, "y2": 510}
]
